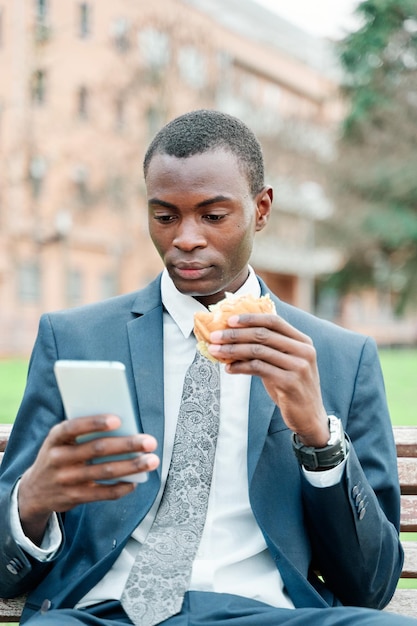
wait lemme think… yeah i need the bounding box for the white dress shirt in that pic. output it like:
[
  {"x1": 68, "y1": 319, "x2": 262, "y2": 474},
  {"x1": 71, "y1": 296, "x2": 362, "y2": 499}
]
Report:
[{"x1": 11, "y1": 267, "x2": 345, "y2": 610}]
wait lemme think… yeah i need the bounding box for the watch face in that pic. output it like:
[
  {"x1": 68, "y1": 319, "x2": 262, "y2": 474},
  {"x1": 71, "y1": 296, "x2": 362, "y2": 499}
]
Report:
[{"x1": 327, "y1": 416, "x2": 343, "y2": 446}]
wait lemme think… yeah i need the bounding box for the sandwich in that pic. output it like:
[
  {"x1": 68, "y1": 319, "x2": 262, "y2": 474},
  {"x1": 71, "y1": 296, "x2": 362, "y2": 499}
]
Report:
[{"x1": 193, "y1": 292, "x2": 276, "y2": 363}]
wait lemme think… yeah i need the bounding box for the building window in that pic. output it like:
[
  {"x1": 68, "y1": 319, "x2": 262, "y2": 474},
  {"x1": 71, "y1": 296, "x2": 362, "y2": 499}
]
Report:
[
  {"x1": 78, "y1": 2, "x2": 91, "y2": 39},
  {"x1": 111, "y1": 17, "x2": 130, "y2": 52},
  {"x1": 35, "y1": 0, "x2": 48, "y2": 22},
  {"x1": 34, "y1": 0, "x2": 51, "y2": 42},
  {"x1": 138, "y1": 28, "x2": 170, "y2": 71},
  {"x1": 29, "y1": 155, "x2": 47, "y2": 197},
  {"x1": 77, "y1": 85, "x2": 89, "y2": 119},
  {"x1": 18, "y1": 262, "x2": 41, "y2": 303},
  {"x1": 178, "y1": 45, "x2": 206, "y2": 90},
  {"x1": 67, "y1": 269, "x2": 83, "y2": 307},
  {"x1": 31, "y1": 69, "x2": 47, "y2": 105}
]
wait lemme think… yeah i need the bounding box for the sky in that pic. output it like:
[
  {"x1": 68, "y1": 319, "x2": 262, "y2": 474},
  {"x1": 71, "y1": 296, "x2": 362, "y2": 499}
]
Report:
[{"x1": 255, "y1": 0, "x2": 362, "y2": 39}]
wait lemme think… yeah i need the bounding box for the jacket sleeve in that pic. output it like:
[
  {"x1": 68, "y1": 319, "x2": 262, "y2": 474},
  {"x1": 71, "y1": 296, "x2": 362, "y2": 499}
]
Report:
[
  {"x1": 0, "y1": 481, "x2": 65, "y2": 598},
  {"x1": 301, "y1": 336, "x2": 403, "y2": 609},
  {"x1": 0, "y1": 315, "x2": 66, "y2": 598}
]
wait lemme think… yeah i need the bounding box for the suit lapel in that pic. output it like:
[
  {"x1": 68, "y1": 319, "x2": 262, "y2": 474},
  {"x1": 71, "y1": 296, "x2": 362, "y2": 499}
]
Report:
[
  {"x1": 247, "y1": 376, "x2": 278, "y2": 483},
  {"x1": 127, "y1": 277, "x2": 165, "y2": 478},
  {"x1": 247, "y1": 282, "x2": 285, "y2": 483}
]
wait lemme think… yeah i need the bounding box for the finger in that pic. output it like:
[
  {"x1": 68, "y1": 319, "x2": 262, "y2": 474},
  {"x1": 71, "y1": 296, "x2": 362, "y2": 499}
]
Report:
[
  {"x1": 209, "y1": 325, "x2": 314, "y2": 363},
  {"x1": 85, "y1": 433, "x2": 158, "y2": 460},
  {"x1": 47, "y1": 433, "x2": 158, "y2": 468},
  {"x1": 51, "y1": 480, "x2": 138, "y2": 511},
  {"x1": 48, "y1": 414, "x2": 123, "y2": 446},
  {"x1": 226, "y1": 313, "x2": 312, "y2": 344},
  {"x1": 52, "y1": 450, "x2": 160, "y2": 487},
  {"x1": 208, "y1": 340, "x2": 294, "y2": 370}
]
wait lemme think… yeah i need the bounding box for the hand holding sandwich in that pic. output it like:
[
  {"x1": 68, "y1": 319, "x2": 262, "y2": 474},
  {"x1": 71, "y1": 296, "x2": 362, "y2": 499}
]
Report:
[{"x1": 194, "y1": 294, "x2": 329, "y2": 448}]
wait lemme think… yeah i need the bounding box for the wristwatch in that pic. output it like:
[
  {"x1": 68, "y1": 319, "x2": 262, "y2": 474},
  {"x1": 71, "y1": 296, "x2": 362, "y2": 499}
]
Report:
[{"x1": 292, "y1": 415, "x2": 347, "y2": 471}]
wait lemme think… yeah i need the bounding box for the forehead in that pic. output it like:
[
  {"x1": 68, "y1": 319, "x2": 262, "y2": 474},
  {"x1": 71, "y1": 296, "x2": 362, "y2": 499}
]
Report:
[{"x1": 145, "y1": 148, "x2": 251, "y2": 198}]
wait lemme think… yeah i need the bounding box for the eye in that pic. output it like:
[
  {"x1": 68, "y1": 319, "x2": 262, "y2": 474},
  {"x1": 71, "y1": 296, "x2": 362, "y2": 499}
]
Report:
[
  {"x1": 203, "y1": 214, "x2": 226, "y2": 222},
  {"x1": 153, "y1": 214, "x2": 177, "y2": 223}
]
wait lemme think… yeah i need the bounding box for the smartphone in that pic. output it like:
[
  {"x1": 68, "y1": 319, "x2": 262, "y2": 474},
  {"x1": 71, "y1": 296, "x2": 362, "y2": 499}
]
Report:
[{"x1": 54, "y1": 360, "x2": 148, "y2": 483}]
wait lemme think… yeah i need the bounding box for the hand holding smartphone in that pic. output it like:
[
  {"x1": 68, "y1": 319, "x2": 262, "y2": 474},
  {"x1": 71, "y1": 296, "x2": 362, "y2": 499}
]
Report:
[{"x1": 54, "y1": 360, "x2": 148, "y2": 483}]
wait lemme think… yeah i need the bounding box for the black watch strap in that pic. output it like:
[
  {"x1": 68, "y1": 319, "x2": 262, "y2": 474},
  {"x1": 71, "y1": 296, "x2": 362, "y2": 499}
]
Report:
[{"x1": 292, "y1": 415, "x2": 347, "y2": 471}]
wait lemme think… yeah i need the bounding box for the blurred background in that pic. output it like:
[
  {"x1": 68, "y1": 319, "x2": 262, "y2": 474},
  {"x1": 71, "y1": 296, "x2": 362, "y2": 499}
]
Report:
[{"x1": 0, "y1": 0, "x2": 416, "y2": 357}]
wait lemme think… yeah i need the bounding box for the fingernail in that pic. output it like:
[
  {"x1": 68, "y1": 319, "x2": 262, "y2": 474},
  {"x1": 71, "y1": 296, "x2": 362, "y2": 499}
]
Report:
[
  {"x1": 141, "y1": 435, "x2": 157, "y2": 450},
  {"x1": 105, "y1": 415, "x2": 121, "y2": 428}
]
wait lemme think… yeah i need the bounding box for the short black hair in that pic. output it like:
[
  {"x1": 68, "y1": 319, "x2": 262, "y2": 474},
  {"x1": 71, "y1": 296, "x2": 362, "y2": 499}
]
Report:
[{"x1": 143, "y1": 109, "x2": 265, "y2": 197}]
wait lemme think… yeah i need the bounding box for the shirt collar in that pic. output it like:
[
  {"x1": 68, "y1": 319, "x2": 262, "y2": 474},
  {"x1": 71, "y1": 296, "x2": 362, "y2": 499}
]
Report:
[{"x1": 161, "y1": 267, "x2": 261, "y2": 339}]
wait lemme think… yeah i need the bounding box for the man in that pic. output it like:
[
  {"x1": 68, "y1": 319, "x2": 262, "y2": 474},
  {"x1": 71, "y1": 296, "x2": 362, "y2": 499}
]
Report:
[{"x1": 0, "y1": 109, "x2": 414, "y2": 625}]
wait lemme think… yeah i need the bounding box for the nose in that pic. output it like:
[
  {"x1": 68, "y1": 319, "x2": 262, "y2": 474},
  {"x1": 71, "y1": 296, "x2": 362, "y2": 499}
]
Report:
[{"x1": 173, "y1": 217, "x2": 207, "y2": 251}]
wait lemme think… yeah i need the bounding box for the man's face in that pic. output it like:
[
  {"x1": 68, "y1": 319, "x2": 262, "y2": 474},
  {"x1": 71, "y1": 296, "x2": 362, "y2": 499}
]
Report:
[{"x1": 146, "y1": 148, "x2": 271, "y2": 307}]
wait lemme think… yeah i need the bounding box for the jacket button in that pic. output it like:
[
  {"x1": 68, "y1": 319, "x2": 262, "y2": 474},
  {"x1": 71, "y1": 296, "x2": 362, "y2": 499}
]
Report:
[
  {"x1": 41, "y1": 599, "x2": 52, "y2": 614},
  {"x1": 6, "y1": 563, "x2": 18, "y2": 575},
  {"x1": 352, "y1": 484, "x2": 361, "y2": 498},
  {"x1": 357, "y1": 495, "x2": 368, "y2": 515},
  {"x1": 6, "y1": 558, "x2": 23, "y2": 575},
  {"x1": 359, "y1": 507, "x2": 367, "y2": 520},
  {"x1": 355, "y1": 490, "x2": 364, "y2": 506}
]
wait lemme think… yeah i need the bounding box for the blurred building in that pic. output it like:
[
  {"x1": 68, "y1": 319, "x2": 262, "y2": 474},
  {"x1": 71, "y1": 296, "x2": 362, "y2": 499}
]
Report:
[{"x1": 0, "y1": 0, "x2": 343, "y2": 355}]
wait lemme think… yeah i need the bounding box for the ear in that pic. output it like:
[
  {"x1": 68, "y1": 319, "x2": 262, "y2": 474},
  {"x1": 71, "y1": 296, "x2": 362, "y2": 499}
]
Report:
[{"x1": 255, "y1": 186, "x2": 273, "y2": 232}]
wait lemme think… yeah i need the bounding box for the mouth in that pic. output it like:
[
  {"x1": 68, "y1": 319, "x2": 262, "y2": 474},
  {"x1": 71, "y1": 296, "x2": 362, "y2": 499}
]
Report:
[{"x1": 171, "y1": 263, "x2": 213, "y2": 281}]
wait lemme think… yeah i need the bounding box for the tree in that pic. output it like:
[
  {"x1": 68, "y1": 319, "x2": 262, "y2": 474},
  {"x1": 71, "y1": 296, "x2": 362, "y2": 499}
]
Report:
[{"x1": 322, "y1": 0, "x2": 417, "y2": 313}]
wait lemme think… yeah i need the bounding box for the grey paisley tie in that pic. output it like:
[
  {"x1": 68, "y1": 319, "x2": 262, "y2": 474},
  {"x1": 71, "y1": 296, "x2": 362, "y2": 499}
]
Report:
[{"x1": 121, "y1": 350, "x2": 220, "y2": 626}]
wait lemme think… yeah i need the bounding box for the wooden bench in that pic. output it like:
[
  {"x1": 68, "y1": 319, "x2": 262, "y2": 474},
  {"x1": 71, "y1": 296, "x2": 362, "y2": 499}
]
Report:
[{"x1": 0, "y1": 423, "x2": 416, "y2": 622}]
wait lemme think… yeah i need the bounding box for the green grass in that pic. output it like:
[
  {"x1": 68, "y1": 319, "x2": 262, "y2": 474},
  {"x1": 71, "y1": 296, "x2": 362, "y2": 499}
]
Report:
[
  {"x1": 378, "y1": 348, "x2": 417, "y2": 426},
  {"x1": 0, "y1": 359, "x2": 28, "y2": 424}
]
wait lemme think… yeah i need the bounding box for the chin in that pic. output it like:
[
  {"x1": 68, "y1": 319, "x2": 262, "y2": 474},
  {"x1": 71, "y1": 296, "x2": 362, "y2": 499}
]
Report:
[
  {"x1": 169, "y1": 274, "x2": 210, "y2": 295},
  {"x1": 177, "y1": 283, "x2": 212, "y2": 298}
]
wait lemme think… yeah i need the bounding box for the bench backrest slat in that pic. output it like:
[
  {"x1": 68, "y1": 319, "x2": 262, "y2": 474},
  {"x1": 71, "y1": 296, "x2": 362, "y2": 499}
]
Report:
[
  {"x1": 402, "y1": 541, "x2": 417, "y2": 578},
  {"x1": 397, "y1": 458, "x2": 417, "y2": 497},
  {"x1": 393, "y1": 427, "x2": 417, "y2": 457},
  {"x1": 400, "y1": 496, "x2": 417, "y2": 532}
]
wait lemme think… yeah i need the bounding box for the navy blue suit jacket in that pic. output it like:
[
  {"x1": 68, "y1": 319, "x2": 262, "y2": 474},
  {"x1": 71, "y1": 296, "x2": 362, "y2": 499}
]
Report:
[{"x1": 0, "y1": 275, "x2": 403, "y2": 622}]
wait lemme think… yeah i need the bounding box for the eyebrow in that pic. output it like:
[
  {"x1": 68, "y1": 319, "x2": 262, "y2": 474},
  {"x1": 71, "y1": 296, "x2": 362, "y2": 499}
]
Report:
[{"x1": 148, "y1": 195, "x2": 232, "y2": 210}]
